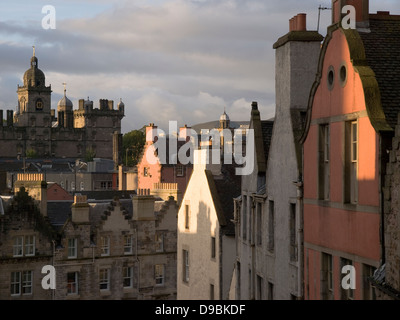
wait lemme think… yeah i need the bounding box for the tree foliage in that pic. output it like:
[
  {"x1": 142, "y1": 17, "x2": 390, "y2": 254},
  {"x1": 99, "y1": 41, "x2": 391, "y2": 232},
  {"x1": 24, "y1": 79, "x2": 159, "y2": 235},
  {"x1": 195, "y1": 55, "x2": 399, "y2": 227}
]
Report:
[{"x1": 122, "y1": 128, "x2": 146, "y2": 167}]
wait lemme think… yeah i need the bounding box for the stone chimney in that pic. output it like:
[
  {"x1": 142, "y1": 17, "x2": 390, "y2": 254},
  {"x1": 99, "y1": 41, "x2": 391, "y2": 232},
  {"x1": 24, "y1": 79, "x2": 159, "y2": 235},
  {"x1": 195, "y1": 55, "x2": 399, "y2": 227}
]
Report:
[
  {"x1": 14, "y1": 173, "x2": 47, "y2": 216},
  {"x1": 71, "y1": 194, "x2": 90, "y2": 224},
  {"x1": 179, "y1": 124, "x2": 192, "y2": 142},
  {"x1": 332, "y1": 0, "x2": 369, "y2": 28},
  {"x1": 132, "y1": 190, "x2": 156, "y2": 221},
  {"x1": 145, "y1": 123, "x2": 158, "y2": 144},
  {"x1": 273, "y1": 14, "x2": 323, "y2": 117}
]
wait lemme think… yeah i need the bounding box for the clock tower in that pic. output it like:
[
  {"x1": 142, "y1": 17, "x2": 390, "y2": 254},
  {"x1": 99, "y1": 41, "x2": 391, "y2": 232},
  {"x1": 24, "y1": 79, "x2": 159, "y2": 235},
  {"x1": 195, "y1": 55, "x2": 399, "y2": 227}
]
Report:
[{"x1": 15, "y1": 47, "x2": 52, "y2": 128}]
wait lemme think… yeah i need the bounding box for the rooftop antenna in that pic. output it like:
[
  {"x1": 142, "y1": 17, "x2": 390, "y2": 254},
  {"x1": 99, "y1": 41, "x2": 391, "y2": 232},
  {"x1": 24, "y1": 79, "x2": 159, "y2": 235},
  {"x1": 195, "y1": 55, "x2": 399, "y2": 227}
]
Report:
[{"x1": 317, "y1": 5, "x2": 332, "y2": 32}]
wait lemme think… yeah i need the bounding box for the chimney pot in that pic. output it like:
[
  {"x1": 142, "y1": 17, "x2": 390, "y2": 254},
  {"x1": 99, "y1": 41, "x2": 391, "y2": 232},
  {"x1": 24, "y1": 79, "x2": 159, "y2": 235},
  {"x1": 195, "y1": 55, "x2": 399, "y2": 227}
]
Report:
[
  {"x1": 289, "y1": 17, "x2": 295, "y2": 31},
  {"x1": 297, "y1": 13, "x2": 307, "y2": 31},
  {"x1": 293, "y1": 15, "x2": 298, "y2": 31}
]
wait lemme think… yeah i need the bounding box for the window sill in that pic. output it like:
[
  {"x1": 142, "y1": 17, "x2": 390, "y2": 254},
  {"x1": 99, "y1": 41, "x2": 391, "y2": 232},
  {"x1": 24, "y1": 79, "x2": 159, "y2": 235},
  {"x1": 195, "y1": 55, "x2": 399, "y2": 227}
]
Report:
[{"x1": 100, "y1": 290, "x2": 111, "y2": 297}]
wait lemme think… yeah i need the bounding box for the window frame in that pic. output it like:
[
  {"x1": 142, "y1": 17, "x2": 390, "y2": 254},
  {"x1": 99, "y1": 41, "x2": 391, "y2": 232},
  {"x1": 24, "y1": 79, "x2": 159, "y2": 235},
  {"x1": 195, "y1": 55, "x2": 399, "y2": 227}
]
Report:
[
  {"x1": 24, "y1": 235, "x2": 35, "y2": 257},
  {"x1": 183, "y1": 250, "x2": 189, "y2": 283},
  {"x1": 67, "y1": 238, "x2": 77, "y2": 259},
  {"x1": 123, "y1": 235, "x2": 133, "y2": 255},
  {"x1": 100, "y1": 236, "x2": 110, "y2": 256},
  {"x1": 10, "y1": 271, "x2": 21, "y2": 296},
  {"x1": 155, "y1": 264, "x2": 165, "y2": 286},
  {"x1": 99, "y1": 268, "x2": 110, "y2": 291},
  {"x1": 67, "y1": 272, "x2": 79, "y2": 295},
  {"x1": 13, "y1": 236, "x2": 24, "y2": 257},
  {"x1": 123, "y1": 266, "x2": 133, "y2": 289}
]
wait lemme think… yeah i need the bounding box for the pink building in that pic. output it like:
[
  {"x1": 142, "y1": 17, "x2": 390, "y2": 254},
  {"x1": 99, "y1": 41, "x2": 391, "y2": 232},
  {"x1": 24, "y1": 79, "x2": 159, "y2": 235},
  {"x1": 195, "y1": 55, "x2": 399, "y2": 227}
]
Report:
[
  {"x1": 301, "y1": 0, "x2": 399, "y2": 300},
  {"x1": 137, "y1": 124, "x2": 193, "y2": 199}
]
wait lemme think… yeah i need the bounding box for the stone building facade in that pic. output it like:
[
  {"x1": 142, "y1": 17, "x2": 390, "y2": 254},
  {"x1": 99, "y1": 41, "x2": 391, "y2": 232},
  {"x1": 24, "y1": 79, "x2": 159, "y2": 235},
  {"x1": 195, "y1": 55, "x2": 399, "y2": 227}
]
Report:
[
  {"x1": 372, "y1": 112, "x2": 400, "y2": 300},
  {"x1": 177, "y1": 149, "x2": 241, "y2": 300},
  {"x1": 0, "y1": 50, "x2": 124, "y2": 159},
  {"x1": 0, "y1": 181, "x2": 178, "y2": 299}
]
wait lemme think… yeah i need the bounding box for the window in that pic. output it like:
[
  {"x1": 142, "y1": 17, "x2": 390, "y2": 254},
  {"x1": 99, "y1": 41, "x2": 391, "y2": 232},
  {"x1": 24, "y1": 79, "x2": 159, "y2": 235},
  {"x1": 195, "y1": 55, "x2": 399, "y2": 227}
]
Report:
[
  {"x1": 268, "y1": 200, "x2": 274, "y2": 251},
  {"x1": 67, "y1": 272, "x2": 79, "y2": 295},
  {"x1": 155, "y1": 233, "x2": 164, "y2": 253},
  {"x1": 13, "y1": 236, "x2": 23, "y2": 257},
  {"x1": 68, "y1": 238, "x2": 77, "y2": 259},
  {"x1": 99, "y1": 268, "x2": 110, "y2": 291},
  {"x1": 256, "y1": 275, "x2": 263, "y2": 300},
  {"x1": 124, "y1": 235, "x2": 133, "y2": 255},
  {"x1": 289, "y1": 203, "x2": 297, "y2": 261},
  {"x1": 256, "y1": 202, "x2": 262, "y2": 246},
  {"x1": 184, "y1": 205, "x2": 190, "y2": 230},
  {"x1": 345, "y1": 121, "x2": 358, "y2": 204},
  {"x1": 71, "y1": 182, "x2": 75, "y2": 192},
  {"x1": 144, "y1": 167, "x2": 148, "y2": 177},
  {"x1": 183, "y1": 250, "x2": 189, "y2": 283},
  {"x1": 363, "y1": 264, "x2": 376, "y2": 300},
  {"x1": 176, "y1": 164, "x2": 184, "y2": 177},
  {"x1": 327, "y1": 66, "x2": 335, "y2": 91},
  {"x1": 22, "y1": 271, "x2": 33, "y2": 295},
  {"x1": 10, "y1": 271, "x2": 33, "y2": 296},
  {"x1": 101, "y1": 236, "x2": 110, "y2": 256},
  {"x1": 10, "y1": 272, "x2": 21, "y2": 296},
  {"x1": 210, "y1": 284, "x2": 215, "y2": 300},
  {"x1": 268, "y1": 282, "x2": 274, "y2": 300},
  {"x1": 248, "y1": 268, "x2": 253, "y2": 299},
  {"x1": 321, "y1": 253, "x2": 333, "y2": 300},
  {"x1": 25, "y1": 236, "x2": 35, "y2": 256},
  {"x1": 340, "y1": 64, "x2": 348, "y2": 87},
  {"x1": 236, "y1": 262, "x2": 241, "y2": 300},
  {"x1": 80, "y1": 181, "x2": 84, "y2": 191},
  {"x1": 211, "y1": 237, "x2": 216, "y2": 259},
  {"x1": 340, "y1": 258, "x2": 354, "y2": 300},
  {"x1": 242, "y1": 196, "x2": 247, "y2": 240},
  {"x1": 123, "y1": 266, "x2": 133, "y2": 288},
  {"x1": 155, "y1": 264, "x2": 165, "y2": 286},
  {"x1": 319, "y1": 124, "x2": 330, "y2": 200},
  {"x1": 100, "y1": 181, "x2": 112, "y2": 190}
]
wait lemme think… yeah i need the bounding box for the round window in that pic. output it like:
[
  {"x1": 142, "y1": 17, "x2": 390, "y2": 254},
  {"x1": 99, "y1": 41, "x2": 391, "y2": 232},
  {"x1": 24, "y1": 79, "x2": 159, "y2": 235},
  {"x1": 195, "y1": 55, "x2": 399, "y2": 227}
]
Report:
[
  {"x1": 340, "y1": 64, "x2": 348, "y2": 87},
  {"x1": 327, "y1": 66, "x2": 335, "y2": 90}
]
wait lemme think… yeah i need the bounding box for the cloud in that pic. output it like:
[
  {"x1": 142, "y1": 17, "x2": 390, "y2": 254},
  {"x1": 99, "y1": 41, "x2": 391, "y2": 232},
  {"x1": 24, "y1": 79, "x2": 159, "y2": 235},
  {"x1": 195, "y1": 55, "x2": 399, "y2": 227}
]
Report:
[{"x1": 2, "y1": 0, "x2": 399, "y2": 134}]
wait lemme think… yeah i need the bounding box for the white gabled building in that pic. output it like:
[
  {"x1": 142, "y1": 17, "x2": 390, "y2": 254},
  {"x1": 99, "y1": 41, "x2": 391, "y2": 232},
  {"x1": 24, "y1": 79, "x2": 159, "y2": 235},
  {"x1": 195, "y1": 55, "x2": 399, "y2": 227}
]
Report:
[{"x1": 177, "y1": 149, "x2": 241, "y2": 300}]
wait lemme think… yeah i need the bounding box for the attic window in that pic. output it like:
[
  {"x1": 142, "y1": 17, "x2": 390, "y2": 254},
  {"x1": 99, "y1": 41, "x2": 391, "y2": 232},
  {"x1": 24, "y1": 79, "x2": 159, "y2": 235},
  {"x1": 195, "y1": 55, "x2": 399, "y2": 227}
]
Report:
[
  {"x1": 327, "y1": 66, "x2": 335, "y2": 91},
  {"x1": 340, "y1": 63, "x2": 348, "y2": 87}
]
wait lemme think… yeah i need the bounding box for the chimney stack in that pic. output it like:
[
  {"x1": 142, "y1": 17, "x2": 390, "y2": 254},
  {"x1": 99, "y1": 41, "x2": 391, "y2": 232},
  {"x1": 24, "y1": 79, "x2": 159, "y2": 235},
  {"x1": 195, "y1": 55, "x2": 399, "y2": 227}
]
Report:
[
  {"x1": 179, "y1": 124, "x2": 192, "y2": 142},
  {"x1": 132, "y1": 191, "x2": 155, "y2": 221},
  {"x1": 332, "y1": 0, "x2": 369, "y2": 27},
  {"x1": 145, "y1": 123, "x2": 158, "y2": 144},
  {"x1": 71, "y1": 195, "x2": 90, "y2": 224}
]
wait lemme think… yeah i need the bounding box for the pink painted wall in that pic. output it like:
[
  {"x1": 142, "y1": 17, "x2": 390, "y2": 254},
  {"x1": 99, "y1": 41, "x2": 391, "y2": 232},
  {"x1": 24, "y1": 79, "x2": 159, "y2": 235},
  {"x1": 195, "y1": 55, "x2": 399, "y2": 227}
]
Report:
[
  {"x1": 137, "y1": 142, "x2": 193, "y2": 192},
  {"x1": 303, "y1": 28, "x2": 381, "y2": 299}
]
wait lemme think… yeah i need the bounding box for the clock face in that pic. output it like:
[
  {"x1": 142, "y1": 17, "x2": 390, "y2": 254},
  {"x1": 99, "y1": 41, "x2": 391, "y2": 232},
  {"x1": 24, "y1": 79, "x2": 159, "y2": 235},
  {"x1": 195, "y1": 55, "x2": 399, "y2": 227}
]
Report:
[{"x1": 36, "y1": 99, "x2": 43, "y2": 111}]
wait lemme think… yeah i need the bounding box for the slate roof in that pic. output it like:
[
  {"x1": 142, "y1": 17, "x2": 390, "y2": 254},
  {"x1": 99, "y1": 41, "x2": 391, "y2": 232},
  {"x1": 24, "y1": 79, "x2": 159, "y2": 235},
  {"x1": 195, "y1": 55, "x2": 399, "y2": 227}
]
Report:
[
  {"x1": 205, "y1": 164, "x2": 241, "y2": 236},
  {"x1": 47, "y1": 201, "x2": 73, "y2": 230},
  {"x1": 47, "y1": 198, "x2": 135, "y2": 233},
  {"x1": 260, "y1": 120, "x2": 274, "y2": 161},
  {"x1": 359, "y1": 14, "x2": 400, "y2": 129}
]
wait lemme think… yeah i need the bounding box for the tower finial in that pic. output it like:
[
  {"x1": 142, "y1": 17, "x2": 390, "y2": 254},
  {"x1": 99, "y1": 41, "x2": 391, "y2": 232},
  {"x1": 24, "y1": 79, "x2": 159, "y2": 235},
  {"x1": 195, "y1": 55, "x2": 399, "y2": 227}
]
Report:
[
  {"x1": 32, "y1": 45, "x2": 35, "y2": 57},
  {"x1": 62, "y1": 82, "x2": 67, "y2": 96}
]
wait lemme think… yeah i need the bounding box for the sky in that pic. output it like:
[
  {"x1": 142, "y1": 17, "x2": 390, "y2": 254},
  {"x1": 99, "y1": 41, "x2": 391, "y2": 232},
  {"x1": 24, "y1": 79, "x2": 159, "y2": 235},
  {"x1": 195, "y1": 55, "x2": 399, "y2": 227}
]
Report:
[{"x1": 0, "y1": 0, "x2": 399, "y2": 133}]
